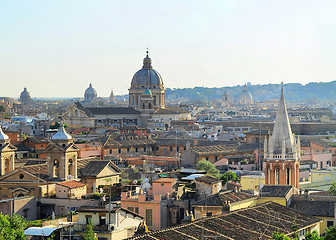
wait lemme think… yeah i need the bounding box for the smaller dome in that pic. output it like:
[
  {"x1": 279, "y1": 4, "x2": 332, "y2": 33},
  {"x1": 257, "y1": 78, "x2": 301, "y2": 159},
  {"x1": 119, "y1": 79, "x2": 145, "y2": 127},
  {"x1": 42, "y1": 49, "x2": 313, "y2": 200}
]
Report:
[
  {"x1": 0, "y1": 126, "x2": 9, "y2": 140},
  {"x1": 52, "y1": 125, "x2": 72, "y2": 141},
  {"x1": 144, "y1": 89, "x2": 152, "y2": 95},
  {"x1": 239, "y1": 84, "x2": 253, "y2": 105},
  {"x1": 84, "y1": 83, "x2": 97, "y2": 101}
]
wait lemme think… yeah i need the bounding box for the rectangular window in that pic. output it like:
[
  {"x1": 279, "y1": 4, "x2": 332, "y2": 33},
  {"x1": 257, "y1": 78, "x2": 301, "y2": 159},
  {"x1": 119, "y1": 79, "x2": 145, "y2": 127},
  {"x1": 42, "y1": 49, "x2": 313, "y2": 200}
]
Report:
[
  {"x1": 327, "y1": 221, "x2": 334, "y2": 228},
  {"x1": 118, "y1": 149, "x2": 121, "y2": 154},
  {"x1": 135, "y1": 207, "x2": 139, "y2": 214},
  {"x1": 170, "y1": 147, "x2": 173, "y2": 152},
  {"x1": 127, "y1": 207, "x2": 134, "y2": 212},
  {"x1": 145, "y1": 209, "x2": 153, "y2": 226},
  {"x1": 85, "y1": 215, "x2": 92, "y2": 224},
  {"x1": 99, "y1": 215, "x2": 106, "y2": 225}
]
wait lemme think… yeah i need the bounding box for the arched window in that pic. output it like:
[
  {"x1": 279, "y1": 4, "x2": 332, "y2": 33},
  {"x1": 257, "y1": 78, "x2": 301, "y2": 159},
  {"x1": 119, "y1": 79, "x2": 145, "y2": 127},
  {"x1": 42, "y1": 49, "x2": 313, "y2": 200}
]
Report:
[
  {"x1": 275, "y1": 168, "x2": 280, "y2": 185},
  {"x1": 4, "y1": 158, "x2": 10, "y2": 174},
  {"x1": 68, "y1": 159, "x2": 73, "y2": 176},
  {"x1": 53, "y1": 160, "x2": 59, "y2": 177},
  {"x1": 286, "y1": 167, "x2": 291, "y2": 185}
]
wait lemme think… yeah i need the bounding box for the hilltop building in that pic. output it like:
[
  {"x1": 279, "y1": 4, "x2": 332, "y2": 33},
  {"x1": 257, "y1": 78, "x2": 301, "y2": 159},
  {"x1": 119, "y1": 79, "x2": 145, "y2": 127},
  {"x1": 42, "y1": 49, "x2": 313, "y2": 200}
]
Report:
[{"x1": 264, "y1": 86, "x2": 300, "y2": 189}]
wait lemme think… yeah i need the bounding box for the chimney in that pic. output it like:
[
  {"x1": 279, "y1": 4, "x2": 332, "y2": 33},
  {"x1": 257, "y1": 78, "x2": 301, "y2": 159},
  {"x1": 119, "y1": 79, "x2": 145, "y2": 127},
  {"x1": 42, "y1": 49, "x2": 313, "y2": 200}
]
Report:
[{"x1": 304, "y1": 189, "x2": 309, "y2": 198}]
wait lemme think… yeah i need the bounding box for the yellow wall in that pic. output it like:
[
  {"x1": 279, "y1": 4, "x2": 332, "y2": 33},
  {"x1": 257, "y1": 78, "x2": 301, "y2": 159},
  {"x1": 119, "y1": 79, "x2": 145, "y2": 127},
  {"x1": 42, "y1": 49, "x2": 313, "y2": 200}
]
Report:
[
  {"x1": 318, "y1": 216, "x2": 334, "y2": 235},
  {"x1": 230, "y1": 198, "x2": 258, "y2": 211},
  {"x1": 259, "y1": 197, "x2": 286, "y2": 206},
  {"x1": 240, "y1": 175, "x2": 265, "y2": 191},
  {"x1": 311, "y1": 171, "x2": 336, "y2": 183}
]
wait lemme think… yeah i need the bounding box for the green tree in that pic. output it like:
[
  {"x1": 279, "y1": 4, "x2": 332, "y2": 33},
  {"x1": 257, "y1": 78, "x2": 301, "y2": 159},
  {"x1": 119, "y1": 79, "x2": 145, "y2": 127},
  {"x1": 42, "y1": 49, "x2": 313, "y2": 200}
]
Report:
[
  {"x1": 305, "y1": 230, "x2": 323, "y2": 240},
  {"x1": 324, "y1": 225, "x2": 336, "y2": 240},
  {"x1": 221, "y1": 171, "x2": 238, "y2": 185},
  {"x1": 291, "y1": 220, "x2": 299, "y2": 239},
  {"x1": 83, "y1": 220, "x2": 97, "y2": 240},
  {"x1": 196, "y1": 159, "x2": 219, "y2": 177},
  {"x1": 0, "y1": 213, "x2": 27, "y2": 240},
  {"x1": 329, "y1": 181, "x2": 336, "y2": 195},
  {"x1": 271, "y1": 231, "x2": 291, "y2": 240}
]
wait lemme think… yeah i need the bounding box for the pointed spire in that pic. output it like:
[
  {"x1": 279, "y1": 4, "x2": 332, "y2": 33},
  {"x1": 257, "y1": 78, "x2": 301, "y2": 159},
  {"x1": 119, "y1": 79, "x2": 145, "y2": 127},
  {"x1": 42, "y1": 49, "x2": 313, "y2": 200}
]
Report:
[{"x1": 270, "y1": 85, "x2": 294, "y2": 155}]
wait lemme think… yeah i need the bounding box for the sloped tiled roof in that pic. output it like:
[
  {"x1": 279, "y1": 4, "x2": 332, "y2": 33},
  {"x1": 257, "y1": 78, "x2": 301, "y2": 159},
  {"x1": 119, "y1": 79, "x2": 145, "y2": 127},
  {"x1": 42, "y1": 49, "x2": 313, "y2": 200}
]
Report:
[
  {"x1": 75, "y1": 102, "x2": 93, "y2": 117},
  {"x1": 193, "y1": 190, "x2": 254, "y2": 206},
  {"x1": 260, "y1": 185, "x2": 293, "y2": 197},
  {"x1": 103, "y1": 135, "x2": 155, "y2": 148},
  {"x1": 127, "y1": 202, "x2": 322, "y2": 240},
  {"x1": 86, "y1": 107, "x2": 141, "y2": 115},
  {"x1": 290, "y1": 200, "x2": 335, "y2": 217},
  {"x1": 79, "y1": 160, "x2": 121, "y2": 177},
  {"x1": 195, "y1": 175, "x2": 220, "y2": 184},
  {"x1": 57, "y1": 180, "x2": 85, "y2": 188},
  {"x1": 22, "y1": 163, "x2": 49, "y2": 180}
]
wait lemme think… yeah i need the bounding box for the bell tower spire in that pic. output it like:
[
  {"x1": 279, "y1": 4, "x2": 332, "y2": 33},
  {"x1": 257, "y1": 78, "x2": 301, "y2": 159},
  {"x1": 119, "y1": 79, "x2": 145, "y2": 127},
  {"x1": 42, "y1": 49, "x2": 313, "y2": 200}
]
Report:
[{"x1": 264, "y1": 85, "x2": 300, "y2": 189}]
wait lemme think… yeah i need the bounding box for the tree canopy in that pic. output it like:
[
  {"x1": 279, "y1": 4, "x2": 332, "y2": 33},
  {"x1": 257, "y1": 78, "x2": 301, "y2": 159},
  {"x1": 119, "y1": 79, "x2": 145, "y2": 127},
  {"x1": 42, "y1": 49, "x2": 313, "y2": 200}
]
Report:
[
  {"x1": 83, "y1": 220, "x2": 97, "y2": 240},
  {"x1": 196, "y1": 159, "x2": 219, "y2": 177},
  {"x1": 329, "y1": 181, "x2": 336, "y2": 195},
  {"x1": 0, "y1": 213, "x2": 27, "y2": 240},
  {"x1": 221, "y1": 171, "x2": 238, "y2": 185}
]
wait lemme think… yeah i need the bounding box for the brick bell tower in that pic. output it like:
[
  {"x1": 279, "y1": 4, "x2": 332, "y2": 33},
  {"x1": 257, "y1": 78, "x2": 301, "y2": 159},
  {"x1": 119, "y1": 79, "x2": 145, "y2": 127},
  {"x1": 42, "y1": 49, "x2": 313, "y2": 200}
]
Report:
[{"x1": 264, "y1": 85, "x2": 300, "y2": 189}]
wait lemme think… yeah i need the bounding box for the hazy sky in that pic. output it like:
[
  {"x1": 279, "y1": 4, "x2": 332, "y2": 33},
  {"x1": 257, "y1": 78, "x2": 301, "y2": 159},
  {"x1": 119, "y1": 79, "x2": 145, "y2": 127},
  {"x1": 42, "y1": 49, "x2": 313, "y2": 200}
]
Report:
[{"x1": 1, "y1": 0, "x2": 336, "y2": 98}]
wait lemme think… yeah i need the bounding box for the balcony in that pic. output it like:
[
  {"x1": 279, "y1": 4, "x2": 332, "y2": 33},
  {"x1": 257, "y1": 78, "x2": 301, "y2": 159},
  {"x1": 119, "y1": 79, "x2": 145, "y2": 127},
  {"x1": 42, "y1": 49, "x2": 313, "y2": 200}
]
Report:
[{"x1": 73, "y1": 223, "x2": 115, "y2": 233}]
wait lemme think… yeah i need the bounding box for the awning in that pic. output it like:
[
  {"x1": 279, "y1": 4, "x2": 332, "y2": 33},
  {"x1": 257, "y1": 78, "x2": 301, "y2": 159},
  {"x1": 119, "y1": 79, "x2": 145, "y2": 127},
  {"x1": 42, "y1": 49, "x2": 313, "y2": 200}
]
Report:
[{"x1": 24, "y1": 225, "x2": 59, "y2": 236}]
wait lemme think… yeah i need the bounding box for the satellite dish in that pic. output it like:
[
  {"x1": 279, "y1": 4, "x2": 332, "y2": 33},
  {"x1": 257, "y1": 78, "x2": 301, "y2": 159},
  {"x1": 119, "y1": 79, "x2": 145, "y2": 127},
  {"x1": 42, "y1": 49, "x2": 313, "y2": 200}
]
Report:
[
  {"x1": 67, "y1": 175, "x2": 73, "y2": 180},
  {"x1": 142, "y1": 182, "x2": 151, "y2": 192},
  {"x1": 143, "y1": 178, "x2": 149, "y2": 183},
  {"x1": 133, "y1": 180, "x2": 138, "y2": 184}
]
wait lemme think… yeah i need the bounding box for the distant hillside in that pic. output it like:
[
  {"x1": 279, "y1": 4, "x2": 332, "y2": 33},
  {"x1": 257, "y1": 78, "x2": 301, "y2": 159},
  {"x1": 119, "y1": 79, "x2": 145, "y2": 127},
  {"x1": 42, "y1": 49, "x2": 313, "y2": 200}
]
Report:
[{"x1": 164, "y1": 81, "x2": 336, "y2": 103}]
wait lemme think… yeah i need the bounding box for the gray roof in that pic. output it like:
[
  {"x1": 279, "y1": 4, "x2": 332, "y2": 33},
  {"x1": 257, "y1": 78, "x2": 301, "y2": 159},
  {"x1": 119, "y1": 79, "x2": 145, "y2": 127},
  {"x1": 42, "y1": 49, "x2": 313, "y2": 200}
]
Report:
[
  {"x1": 290, "y1": 200, "x2": 335, "y2": 217},
  {"x1": 193, "y1": 190, "x2": 254, "y2": 206},
  {"x1": 260, "y1": 185, "x2": 293, "y2": 197},
  {"x1": 130, "y1": 52, "x2": 163, "y2": 88},
  {"x1": 79, "y1": 160, "x2": 121, "y2": 177},
  {"x1": 75, "y1": 102, "x2": 93, "y2": 117},
  {"x1": 86, "y1": 107, "x2": 141, "y2": 115}
]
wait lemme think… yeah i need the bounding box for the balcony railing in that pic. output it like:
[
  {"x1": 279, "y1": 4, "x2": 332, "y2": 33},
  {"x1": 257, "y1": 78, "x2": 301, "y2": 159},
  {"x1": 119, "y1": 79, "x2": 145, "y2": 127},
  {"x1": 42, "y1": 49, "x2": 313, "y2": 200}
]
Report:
[{"x1": 73, "y1": 223, "x2": 114, "y2": 233}]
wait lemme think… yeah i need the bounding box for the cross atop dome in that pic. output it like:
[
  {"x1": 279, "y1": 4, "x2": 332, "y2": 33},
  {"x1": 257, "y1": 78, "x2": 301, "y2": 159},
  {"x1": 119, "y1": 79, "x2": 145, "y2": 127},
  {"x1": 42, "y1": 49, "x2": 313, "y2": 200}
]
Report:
[{"x1": 143, "y1": 49, "x2": 152, "y2": 69}]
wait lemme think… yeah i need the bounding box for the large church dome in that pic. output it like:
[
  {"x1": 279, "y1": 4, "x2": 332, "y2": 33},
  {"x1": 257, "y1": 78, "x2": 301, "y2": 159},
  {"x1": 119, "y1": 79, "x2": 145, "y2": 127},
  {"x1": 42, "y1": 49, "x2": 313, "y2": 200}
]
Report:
[
  {"x1": 84, "y1": 83, "x2": 97, "y2": 102},
  {"x1": 239, "y1": 84, "x2": 253, "y2": 105},
  {"x1": 130, "y1": 51, "x2": 164, "y2": 89},
  {"x1": 19, "y1": 87, "x2": 32, "y2": 104}
]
